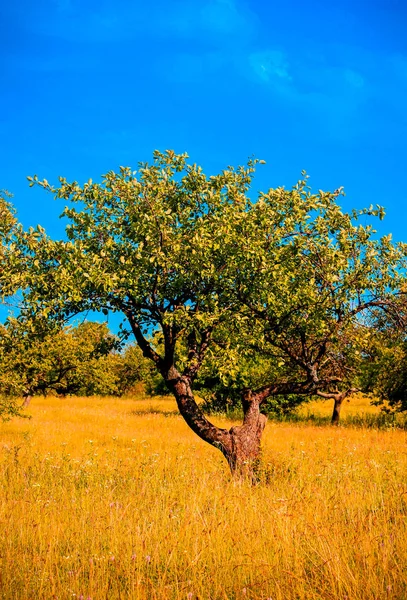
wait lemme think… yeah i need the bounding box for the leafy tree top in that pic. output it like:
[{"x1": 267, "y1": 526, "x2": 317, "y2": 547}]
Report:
[
  {"x1": 7, "y1": 150, "x2": 407, "y2": 474},
  {"x1": 21, "y1": 151, "x2": 407, "y2": 397}
]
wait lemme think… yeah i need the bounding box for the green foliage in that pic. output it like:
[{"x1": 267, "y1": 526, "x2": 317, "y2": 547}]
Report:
[
  {"x1": 0, "y1": 320, "x2": 117, "y2": 400},
  {"x1": 195, "y1": 350, "x2": 297, "y2": 415},
  {"x1": 361, "y1": 332, "x2": 407, "y2": 413},
  {"x1": 103, "y1": 344, "x2": 151, "y2": 397},
  {"x1": 10, "y1": 151, "x2": 407, "y2": 422},
  {"x1": 0, "y1": 190, "x2": 20, "y2": 301},
  {"x1": 225, "y1": 177, "x2": 407, "y2": 395},
  {"x1": 24, "y1": 152, "x2": 249, "y2": 336},
  {"x1": 0, "y1": 190, "x2": 47, "y2": 303}
]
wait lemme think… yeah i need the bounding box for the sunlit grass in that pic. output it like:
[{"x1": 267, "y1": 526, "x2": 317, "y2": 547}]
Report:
[
  {"x1": 301, "y1": 393, "x2": 380, "y2": 417},
  {"x1": 1, "y1": 394, "x2": 407, "y2": 599}
]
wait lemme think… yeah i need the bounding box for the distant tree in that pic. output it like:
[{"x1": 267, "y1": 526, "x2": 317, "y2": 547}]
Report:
[
  {"x1": 78, "y1": 343, "x2": 150, "y2": 397},
  {"x1": 0, "y1": 320, "x2": 118, "y2": 406},
  {"x1": 359, "y1": 318, "x2": 407, "y2": 413},
  {"x1": 374, "y1": 343, "x2": 407, "y2": 412},
  {"x1": 0, "y1": 191, "x2": 22, "y2": 302},
  {"x1": 16, "y1": 151, "x2": 407, "y2": 478},
  {"x1": 112, "y1": 343, "x2": 151, "y2": 396}
]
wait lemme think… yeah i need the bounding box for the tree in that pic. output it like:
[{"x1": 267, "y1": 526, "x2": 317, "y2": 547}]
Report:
[
  {"x1": 358, "y1": 318, "x2": 407, "y2": 413},
  {"x1": 71, "y1": 342, "x2": 150, "y2": 397},
  {"x1": 19, "y1": 152, "x2": 407, "y2": 478},
  {"x1": 370, "y1": 342, "x2": 407, "y2": 412},
  {"x1": 111, "y1": 343, "x2": 151, "y2": 396},
  {"x1": 0, "y1": 193, "x2": 43, "y2": 419},
  {"x1": 0, "y1": 320, "x2": 118, "y2": 405}
]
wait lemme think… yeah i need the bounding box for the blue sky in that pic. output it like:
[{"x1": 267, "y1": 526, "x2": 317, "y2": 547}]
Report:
[{"x1": 1, "y1": 0, "x2": 407, "y2": 242}]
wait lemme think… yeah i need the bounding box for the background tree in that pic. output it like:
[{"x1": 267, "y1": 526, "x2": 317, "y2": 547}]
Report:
[
  {"x1": 0, "y1": 320, "x2": 118, "y2": 406},
  {"x1": 370, "y1": 342, "x2": 407, "y2": 412},
  {"x1": 1, "y1": 191, "x2": 21, "y2": 302},
  {"x1": 19, "y1": 152, "x2": 407, "y2": 478},
  {"x1": 222, "y1": 179, "x2": 407, "y2": 427},
  {"x1": 358, "y1": 314, "x2": 407, "y2": 413},
  {"x1": 112, "y1": 343, "x2": 152, "y2": 396},
  {"x1": 75, "y1": 343, "x2": 151, "y2": 397}
]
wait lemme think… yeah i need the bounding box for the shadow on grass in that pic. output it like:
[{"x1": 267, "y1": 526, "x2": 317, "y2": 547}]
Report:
[
  {"x1": 128, "y1": 402, "x2": 407, "y2": 430},
  {"x1": 201, "y1": 407, "x2": 407, "y2": 430},
  {"x1": 129, "y1": 405, "x2": 180, "y2": 417},
  {"x1": 268, "y1": 410, "x2": 407, "y2": 430}
]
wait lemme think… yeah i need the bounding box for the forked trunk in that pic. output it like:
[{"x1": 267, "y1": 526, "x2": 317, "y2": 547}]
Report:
[
  {"x1": 225, "y1": 390, "x2": 267, "y2": 480},
  {"x1": 318, "y1": 389, "x2": 355, "y2": 425},
  {"x1": 166, "y1": 368, "x2": 267, "y2": 481}
]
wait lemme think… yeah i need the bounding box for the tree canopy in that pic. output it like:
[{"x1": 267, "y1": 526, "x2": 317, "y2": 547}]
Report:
[{"x1": 3, "y1": 151, "x2": 407, "y2": 475}]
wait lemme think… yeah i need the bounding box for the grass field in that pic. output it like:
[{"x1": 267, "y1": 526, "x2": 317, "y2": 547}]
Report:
[{"x1": 1, "y1": 394, "x2": 407, "y2": 599}]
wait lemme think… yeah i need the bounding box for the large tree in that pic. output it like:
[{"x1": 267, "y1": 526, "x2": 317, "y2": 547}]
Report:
[{"x1": 16, "y1": 152, "x2": 407, "y2": 477}]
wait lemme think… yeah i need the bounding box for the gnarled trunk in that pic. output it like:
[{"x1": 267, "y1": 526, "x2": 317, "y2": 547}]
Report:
[
  {"x1": 166, "y1": 366, "x2": 233, "y2": 458},
  {"x1": 226, "y1": 400, "x2": 267, "y2": 480},
  {"x1": 166, "y1": 367, "x2": 267, "y2": 480}
]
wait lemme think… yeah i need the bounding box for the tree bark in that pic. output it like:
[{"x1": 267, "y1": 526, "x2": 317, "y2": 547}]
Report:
[
  {"x1": 331, "y1": 396, "x2": 344, "y2": 425},
  {"x1": 226, "y1": 392, "x2": 267, "y2": 481},
  {"x1": 165, "y1": 366, "x2": 267, "y2": 480},
  {"x1": 316, "y1": 388, "x2": 356, "y2": 425},
  {"x1": 22, "y1": 394, "x2": 32, "y2": 407},
  {"x1": 165, "y1": 365, "x2": 234, "y2": 459}
]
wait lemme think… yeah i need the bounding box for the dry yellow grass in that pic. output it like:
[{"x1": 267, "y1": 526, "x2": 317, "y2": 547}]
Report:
[
  {"x1": 1, "y1": 395, "x2": 407, "y2": 599},
  {"x1": 300, "y1": 393, "x2": 381, "y2": 418}
]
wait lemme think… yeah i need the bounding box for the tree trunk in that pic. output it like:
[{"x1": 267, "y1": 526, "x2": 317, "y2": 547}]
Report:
[
  {"x1": 318, "y1": 388, "x2": 355, "y2": 425},
  {"x1": 22, "y1": 394, "x2": 32, "y2": 408},
  {"x1": 226, "y1": 399, "x2": 267, "y2": 481},
  {"x1": 166, "y1": 366, "x2": 233, "y2": 458},
  {"x1": 165, "y1": 367, "x2": 267, "y2": 481},
  {"x1": 331, "y1": 395, "x2": 344, "y2": 425}
]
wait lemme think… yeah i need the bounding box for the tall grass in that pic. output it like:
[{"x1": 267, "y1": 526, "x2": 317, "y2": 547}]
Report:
[
  {"x1": 1, "y1": 395, "x2": 406, "y2": 599},
  {"x1": 204, "y1": 394, "x2": 407, "y2": 430}
]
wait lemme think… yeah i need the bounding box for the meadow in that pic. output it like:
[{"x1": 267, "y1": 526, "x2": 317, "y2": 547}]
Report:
[{"x1": 1, "y1": 394, "x2": 406, "y2": 600}]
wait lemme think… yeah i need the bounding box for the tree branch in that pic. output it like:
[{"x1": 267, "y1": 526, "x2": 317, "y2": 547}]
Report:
[
  {"x1": 316, "y1": 387, "x2": 358, "y2": 400},
  {"x1": 125, "y1": 311, "x2": 163, "y2": 369},
  {"x1": 183, "y1": 326, "x2": 213, "y2": 381}
]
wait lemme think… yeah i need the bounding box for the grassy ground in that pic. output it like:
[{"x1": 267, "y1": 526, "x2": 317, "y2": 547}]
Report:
[{"x1": 1, "y1": 394, "x2": 407, "y2": 599}]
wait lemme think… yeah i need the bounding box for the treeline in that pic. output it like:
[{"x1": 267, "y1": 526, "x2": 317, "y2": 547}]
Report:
[
  {"x1": 1, "y1": 316, "x2": 407, "y2": 422},
  {"x1": 0, "y1": 321, "x2": 145, "y2": 409}
]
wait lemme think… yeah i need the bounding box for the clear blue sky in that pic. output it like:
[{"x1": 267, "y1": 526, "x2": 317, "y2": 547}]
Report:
[{"x1": 1, "y1": 0, "x2": 407, "y2": 241}]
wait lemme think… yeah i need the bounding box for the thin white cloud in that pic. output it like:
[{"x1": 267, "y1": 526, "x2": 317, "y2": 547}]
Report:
[
  {"x1": 51, "y1": 0, "x2": 73, "y2": 12},
  {"x1": 8, "y1": 51, "x2": 102, "y2": 73},
  {"x1": 248, "y1": 50, "x2": 292, "y2": 84},
  {"x1": 162, "y1": 0, "x2": 257, "y2": 46},
  {"x1": 391, "y1": 54, "x2": 407, "y2": 86},
  {"x1": 200, "y1": 0, "x2": 254, "y2": 37},
  {"x1": 240, "y1": 48, "x2": 370, "y2": 142}
]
